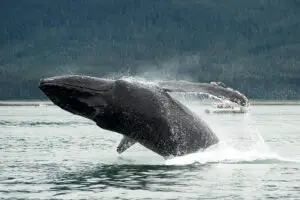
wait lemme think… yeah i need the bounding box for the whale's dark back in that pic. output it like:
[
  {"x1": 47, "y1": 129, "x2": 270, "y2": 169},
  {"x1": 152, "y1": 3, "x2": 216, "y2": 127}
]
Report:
[{"x1": 100, "y1": 80, "x2": 219, "y2": 157}]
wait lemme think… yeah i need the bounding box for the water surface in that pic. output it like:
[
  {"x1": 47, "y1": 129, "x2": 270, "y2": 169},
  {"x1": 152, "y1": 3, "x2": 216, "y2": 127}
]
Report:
[{"x1": 0, "y1": 104, "x2": 299, "y2": 199}]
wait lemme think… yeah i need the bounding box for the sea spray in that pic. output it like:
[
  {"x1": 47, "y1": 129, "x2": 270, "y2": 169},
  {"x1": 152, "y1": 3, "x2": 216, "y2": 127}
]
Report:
[{"x1": 165, "y1": 109, "x2": 299, "y2": 166}]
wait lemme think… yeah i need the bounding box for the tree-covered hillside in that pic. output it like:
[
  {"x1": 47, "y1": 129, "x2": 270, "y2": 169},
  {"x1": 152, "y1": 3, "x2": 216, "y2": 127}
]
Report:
[{"x1": 1, "y1": 0, "x2": 300, "y2": 99}]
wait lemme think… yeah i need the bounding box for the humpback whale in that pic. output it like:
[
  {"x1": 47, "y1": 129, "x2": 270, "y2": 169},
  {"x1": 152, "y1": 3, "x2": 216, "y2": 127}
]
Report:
[{"x1": 39, "y1": 75, "x2": 219, "y2": 158}]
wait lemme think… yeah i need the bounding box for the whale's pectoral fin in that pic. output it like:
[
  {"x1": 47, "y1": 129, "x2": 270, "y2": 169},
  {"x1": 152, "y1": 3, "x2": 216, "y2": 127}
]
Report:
[
  {"x1": 117, "y1": 136, "x2": 137, "y2": 154},
  {"x1": 159, "y1": 81, "x2": 249, "y2": 107}
]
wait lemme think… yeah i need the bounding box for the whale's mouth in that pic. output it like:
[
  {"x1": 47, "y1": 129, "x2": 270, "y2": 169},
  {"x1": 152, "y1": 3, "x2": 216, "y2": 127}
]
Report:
[
  {"x1": 40, "y1": 82, "x2": 96, "y2": 118},
  {"x1": 39, "y1": 76, "x2": 111, "y2": 119}
]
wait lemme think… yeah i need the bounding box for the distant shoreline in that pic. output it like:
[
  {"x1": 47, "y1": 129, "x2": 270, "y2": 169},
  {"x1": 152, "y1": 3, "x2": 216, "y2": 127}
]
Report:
[
  {"x1": 0, "y1": 101, "x2": 54, "y2": 106},
  {"x1": 1, "y1": 100, "x2": 300, "y2": 106},
  {"x1": 249, "y1": 100, "x2": 300, "y2": 105}
]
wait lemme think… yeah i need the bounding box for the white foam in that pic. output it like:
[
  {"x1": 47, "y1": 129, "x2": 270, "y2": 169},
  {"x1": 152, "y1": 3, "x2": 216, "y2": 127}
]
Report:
[
  {"x1": 120, "y1": 76, "x2": 158, "y2": 87},
  {"x1": 165, "y1": 141, "x2": 297, "y2": 165},
  {"x1": 165, "y1": 122, "x2": 299, "y2": 166}
]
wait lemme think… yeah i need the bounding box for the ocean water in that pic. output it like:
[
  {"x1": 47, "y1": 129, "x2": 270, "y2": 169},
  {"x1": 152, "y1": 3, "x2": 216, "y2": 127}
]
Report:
[{"x1": 0, "y1": 104, "x2": 300, "y2": 199}]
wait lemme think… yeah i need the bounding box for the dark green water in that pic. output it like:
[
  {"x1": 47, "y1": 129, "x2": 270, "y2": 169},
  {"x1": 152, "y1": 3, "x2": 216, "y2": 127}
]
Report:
[{"x1": 1, "y1": 105, "x2": 299, "y2": 199}]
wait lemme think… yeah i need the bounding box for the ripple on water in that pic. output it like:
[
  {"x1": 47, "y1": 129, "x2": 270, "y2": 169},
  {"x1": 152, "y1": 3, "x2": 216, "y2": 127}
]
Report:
[{"x1": 0, "y1": 120, "x2": 94, "y2": 127}]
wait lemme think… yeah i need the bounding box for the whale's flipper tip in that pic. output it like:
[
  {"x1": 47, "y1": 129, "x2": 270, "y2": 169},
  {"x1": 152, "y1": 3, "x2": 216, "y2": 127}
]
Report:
[{"x1": 117, "y1": 136, "x2": 137, "y2": 154}]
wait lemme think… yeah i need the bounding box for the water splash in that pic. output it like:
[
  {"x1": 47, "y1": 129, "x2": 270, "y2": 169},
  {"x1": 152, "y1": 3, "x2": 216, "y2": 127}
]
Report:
[
  {"x1": 165, "y1": 141, "x2": 298, "y2": 165},
  {"x1": 165, "y1": 114, "x2": 300, "y2": 166},
  {"x1": 120, "y1": 76, "x2": 159, "y2": 87}
]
